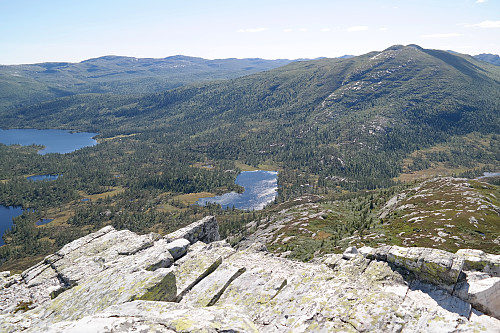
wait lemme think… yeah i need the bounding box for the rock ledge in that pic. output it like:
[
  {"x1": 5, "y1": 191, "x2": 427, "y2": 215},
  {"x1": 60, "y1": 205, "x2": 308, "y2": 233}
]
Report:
[{"x1": 0, "y1": 216, "x2": 499, "y2": 332}]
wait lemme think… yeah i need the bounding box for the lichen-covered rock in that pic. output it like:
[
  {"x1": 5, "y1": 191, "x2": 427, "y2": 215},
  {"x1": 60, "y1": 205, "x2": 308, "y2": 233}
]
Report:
[
  {"x1": 29, "y1": 266, "x2": 176, "y2": 326},
  {"x1": 1, "y1": 217, "x2": 500, "y2": 332},
  {"x1": 166, "y1": 238, "x2": 191, "y2": 260},
  {"x1": 38, "y1": 301, "x2": 260, "y2": 333},
  {"x1": 49, "y1": 229, "x2": 162, "y2": 286},
  {"x1": 342, "y1": 246, "x2": 358, "y2": 260},
  {"x1": 0, "y1": 265, "x2": 60, "y2": 314},
  {"x1": 454, "y1": 272, "x2": 500, "y2": 319},
  {"x1": 173, "y1": 241, "x2": 235, "y2": 302},
  {"x1": 457, "y1": 249, "x2": 500, "y2": 277},
  {"x1": 362, "y1": 245, "x2": 464, "y2": 291},
  {"x1": 165, "y1": 215, "x2": 220, "y2": 244}
]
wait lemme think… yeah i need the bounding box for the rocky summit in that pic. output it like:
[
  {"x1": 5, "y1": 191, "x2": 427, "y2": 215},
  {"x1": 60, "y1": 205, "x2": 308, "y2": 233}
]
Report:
[{"x1": 0, "y1": 216, "x2": 499, "y2": 332}]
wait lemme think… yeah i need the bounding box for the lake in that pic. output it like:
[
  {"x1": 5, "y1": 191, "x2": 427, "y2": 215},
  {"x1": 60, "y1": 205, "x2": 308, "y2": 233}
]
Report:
[
  {"x1": 197, "y1": 170, "x2": 278, "y2": 211},
  {"x1": 27, "y1": 174, "x2": 61, "y2": 181},
  {"x1": 0, "y1": 129, "x2": 98, "y2": 154},
  {"x1": 477, "y1": 172, "x2": 500, "y2": 179},
  {"x1": 0, "y1": 205, "x2": 23, "y2": 246}
]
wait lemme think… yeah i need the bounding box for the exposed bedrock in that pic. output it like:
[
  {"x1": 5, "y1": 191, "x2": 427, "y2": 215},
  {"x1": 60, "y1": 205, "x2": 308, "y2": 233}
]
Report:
[{"x1": 0, "y1": 216, "x2": 498, "y2": 332}]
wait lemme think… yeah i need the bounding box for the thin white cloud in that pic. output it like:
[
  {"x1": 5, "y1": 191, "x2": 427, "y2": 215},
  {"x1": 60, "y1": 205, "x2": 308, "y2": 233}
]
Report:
[
  {"x1": 379, "y1": 27, "x2": 388, "y2": 31},
  {"x1": 346, "y1": 26, "x2": 368, "y2": 32},
  {"x1": 298, "y1": 28, "x2": 308, "y2": 32},
  {"x1": 320, "y1": 28, "x2": 330, "y2": 32},
  {"x1": 476, "y1": 0, "x2": 487, "y2": 3},
  {"x1": 283, "y1": 28, "x2": 293, "y2": 32},
  {"x1": 237, "y1": 27, "x2": 268, "y2": 33},
  {"x1": 421, "y1": 33, "x2": 461, "y2": 38},
  {"x1": 465, "y1": 20, "x2": 500, "y2": 28}
]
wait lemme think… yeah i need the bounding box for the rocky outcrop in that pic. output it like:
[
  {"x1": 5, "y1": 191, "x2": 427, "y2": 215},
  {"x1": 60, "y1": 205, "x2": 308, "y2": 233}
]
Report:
[
  {"x1": 360, "y1": 245, "x2": 500, "y2": 321},
  {"x1": 165, "y1": 215, "x2": 220, "y2": 244},
  {"x1": 1, "y1": 217, "x2": 499, "y2": 332},
  {"x1": 361, "y1": 245, "x2": 464, "y2": 291}
]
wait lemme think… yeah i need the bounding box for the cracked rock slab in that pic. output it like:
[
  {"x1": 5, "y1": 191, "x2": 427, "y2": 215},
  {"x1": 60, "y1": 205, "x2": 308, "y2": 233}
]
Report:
[
  {"x1": 28, "y1": 301, "x2": 260, "y2": 333},
  {"x1": 1, "y1": 217, "x2": 500, "y2": 333}
]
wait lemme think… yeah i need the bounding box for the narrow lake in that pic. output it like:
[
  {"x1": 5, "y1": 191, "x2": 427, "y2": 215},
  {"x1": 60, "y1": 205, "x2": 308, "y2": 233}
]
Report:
[
  {"x1": 197, "y1": 170, "x2": 278, "y2": 211},
  {"x1": 27, "y1": 174, "x2": 61, "y2": 181},
  {"x1": 0, "y1": 129, "x2": 98, "y2": 154},
  {"x1": 0, "y1": 205, "x2": 23, "y2": 246},
  {"x1": 477, "y1": 172, "x2": 500, "y2": 179}
]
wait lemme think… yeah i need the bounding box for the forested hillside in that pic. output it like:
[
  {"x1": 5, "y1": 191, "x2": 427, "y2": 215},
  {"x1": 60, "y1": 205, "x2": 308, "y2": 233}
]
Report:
[
  {"x1": 1, "y1": 44, "x2": 499, "y2": 272},
  {"x1": 4, "y1": 45, "x2": 499, "y2": 189},
  {"x1": 0, "y1": 56, "x2": 293, "y2": 111}
]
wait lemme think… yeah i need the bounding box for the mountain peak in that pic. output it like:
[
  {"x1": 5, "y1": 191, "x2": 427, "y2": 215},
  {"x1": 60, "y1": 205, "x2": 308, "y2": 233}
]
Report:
[
  {"x1": 382, "y1": 44, "x2": 423, "y2": 53},
  {"x1": 383, "y1": 44, "x2": 406, "y2": 51}
]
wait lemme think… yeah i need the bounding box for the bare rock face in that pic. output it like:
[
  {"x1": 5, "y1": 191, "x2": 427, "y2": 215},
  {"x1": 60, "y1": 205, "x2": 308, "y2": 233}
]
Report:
[
  {"x1": 362, "y1": 245, "x2": 500, "y2": 321},
  {"x1": 1, "y1": 216, "x2": 499, "y2": 333},
  {"x1": 456, "y1": 249, "x2": 500, "y2": 277},
  {"x1": 362, "y1": 245, "x2": 464, "y2": 292},
  {"x1": 165, "y1": 215, "x2": 220, "y2": 244}
]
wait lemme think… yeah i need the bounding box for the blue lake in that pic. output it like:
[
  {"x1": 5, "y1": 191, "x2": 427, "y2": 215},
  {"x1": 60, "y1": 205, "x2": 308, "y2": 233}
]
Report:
[
  {"x1": 0, "y1": 205, "x2": 23, "y2": 246},
  {"x1": 477, "y1": 172, "x2": 500, "y2": 179},
  {"x1": 197, "y1": 170, "x2": 278, "y2": 211},
  {"x1": 27, "y1": 174, "x2": 61, "y2": 181},
  {"x1": 0, "y1": 129, "x2": 98, "y2": 154}
]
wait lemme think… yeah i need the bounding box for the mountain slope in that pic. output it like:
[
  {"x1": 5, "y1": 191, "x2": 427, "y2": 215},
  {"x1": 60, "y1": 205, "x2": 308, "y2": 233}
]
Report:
[
  {"x1": 1, "y1": 45, "x2": 499, "y2": 277},
  {"x1": 0, "y1": 56, "x2": 293, "y2": 111},
  {"x1": 2, "y1": 45, "x2": 499, "y2": 190}
]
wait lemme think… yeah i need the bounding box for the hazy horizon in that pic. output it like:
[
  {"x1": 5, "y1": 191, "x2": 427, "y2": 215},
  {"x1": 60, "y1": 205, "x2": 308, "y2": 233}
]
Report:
[{"x1": 2, "y1": 0, "x2": 499, "y2": 65}]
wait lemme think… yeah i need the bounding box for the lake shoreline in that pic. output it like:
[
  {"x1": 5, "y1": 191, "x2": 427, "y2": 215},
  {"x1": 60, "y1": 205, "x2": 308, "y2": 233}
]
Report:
[
  {"x1": 197, "y1": 170, "x2": 278, "y2": 211},
  {"x1": 0, "y1": 129, "x2": 98, "y2": 154}
]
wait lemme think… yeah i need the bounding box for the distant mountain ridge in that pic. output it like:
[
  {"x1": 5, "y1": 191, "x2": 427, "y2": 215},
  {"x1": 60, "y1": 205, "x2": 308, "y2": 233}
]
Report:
[
  {"x1": 0, "y1": 55, "x2": 294, "y2": 111},
  {"x1": 474, "y1": 53, "x2": 500, "y2": 66}
]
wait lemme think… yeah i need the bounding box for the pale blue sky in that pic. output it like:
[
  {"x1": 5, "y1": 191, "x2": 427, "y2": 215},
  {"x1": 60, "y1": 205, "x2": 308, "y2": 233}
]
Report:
[{"x1": 1, "y1": 0, "x2": 499, "y2": 64}]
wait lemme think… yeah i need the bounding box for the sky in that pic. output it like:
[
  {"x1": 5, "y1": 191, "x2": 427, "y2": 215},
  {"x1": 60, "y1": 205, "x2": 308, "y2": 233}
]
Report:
[{"x1": 1, "y1": 0, "x2": 499, "y2": 64}]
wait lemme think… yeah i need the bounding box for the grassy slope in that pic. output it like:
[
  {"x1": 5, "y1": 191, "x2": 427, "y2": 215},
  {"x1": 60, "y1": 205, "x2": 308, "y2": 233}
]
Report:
[{"x1": 235, "y1": 176, "x2": 500, "y2": 261}]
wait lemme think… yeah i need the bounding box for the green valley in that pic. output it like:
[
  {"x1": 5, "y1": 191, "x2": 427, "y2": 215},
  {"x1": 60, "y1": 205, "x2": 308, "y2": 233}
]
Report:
[{"x1": 0, "y1": 45, "x2": 499, "y2": 272}]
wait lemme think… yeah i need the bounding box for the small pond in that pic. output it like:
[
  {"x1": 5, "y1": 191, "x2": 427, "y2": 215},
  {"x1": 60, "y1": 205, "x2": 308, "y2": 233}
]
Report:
[
  {"x1": 197, "y1": 170, "x2": 278, "y2": 211},
  {"x1": 27, "y1": 174, "x2": 61, "y2": 181},
  {"x1": 477, "y1": 172, "x2": 500, "y2": 179},
  {"x1": 0, "y1": 205, "x2": 23, "y2": 246},
  {"x1": 0, "y1": 129, "x2": 98, "y2": 154}
]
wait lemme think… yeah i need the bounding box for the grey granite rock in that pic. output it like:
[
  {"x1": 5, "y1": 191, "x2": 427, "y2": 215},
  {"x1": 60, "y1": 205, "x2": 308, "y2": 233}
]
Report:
[
  {"x1": 165, "y1": 215, "x2": 220, "y2": 244},
  {"x1": 342, "y1": 246, "x2": 359, "y2": 260},
  {"x1": 1, "y1": 217, "x2": 499, "y2": 332},
  {"x1": 457, "y1": 249, "x2": 500, "y2": 277},
  {"x1": 166, "y1": 238, "x2": 191, "y2": 260},
  {"x1": 362, "y1": 245, "x2": 464, "y2": 291},
  {"x1": 454, "y1": 271, "x2": 500, "y2": 319},
  {"x1": 39, "y1": 301, "x2": 260, "y2": 333}
]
